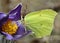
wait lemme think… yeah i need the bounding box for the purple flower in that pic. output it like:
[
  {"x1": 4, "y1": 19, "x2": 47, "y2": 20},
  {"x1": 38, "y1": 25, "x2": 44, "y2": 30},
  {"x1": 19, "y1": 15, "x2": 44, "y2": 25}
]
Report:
[{"x1": 0, "y1": 4, "x2": 31, "y2": 40}]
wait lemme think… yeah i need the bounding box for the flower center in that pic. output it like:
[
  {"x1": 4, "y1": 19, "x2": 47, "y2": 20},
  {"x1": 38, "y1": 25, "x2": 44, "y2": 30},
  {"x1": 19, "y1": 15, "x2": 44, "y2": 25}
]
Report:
[{"x1": 2, "y1": 20, "x2": 18, "y2": 35}]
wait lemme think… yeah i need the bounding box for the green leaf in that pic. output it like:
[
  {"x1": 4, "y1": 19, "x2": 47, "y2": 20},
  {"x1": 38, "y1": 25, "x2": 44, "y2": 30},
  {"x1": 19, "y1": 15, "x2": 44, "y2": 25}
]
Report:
[{"x1": 24, "y1": 9, "x2": 57, "y2": 38}]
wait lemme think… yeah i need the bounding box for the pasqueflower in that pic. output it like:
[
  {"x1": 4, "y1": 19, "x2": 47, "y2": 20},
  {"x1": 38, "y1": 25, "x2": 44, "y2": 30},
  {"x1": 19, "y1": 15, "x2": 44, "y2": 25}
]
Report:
[{"x1": 0, "y1": 4, "x2": 31, "y2": 40}]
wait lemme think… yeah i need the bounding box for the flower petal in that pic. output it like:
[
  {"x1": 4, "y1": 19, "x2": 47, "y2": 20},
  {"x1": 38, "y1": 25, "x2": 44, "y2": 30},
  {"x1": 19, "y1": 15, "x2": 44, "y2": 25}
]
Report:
[
  {"x1": 0, "y1": 12, "x2": 7, "y2": 20},
  {"x1": 0, "y1": 14, "x2": 8, "y2": 27},
  {"x1": 1, "y1": 20, "x2": 32, "y2": 40},
  {"x1": 13, "y1": 30, "x2": 32, "y2": 40},
  {"x1": 9, "y1": 4, "x2": 22, "y2": 21},
  {"x1": 13, "y1": 35, "x2": 22, "y2": 40},
  {"x1": 6, "y1": 34, "x2": 13, "y2": 40},
  {"x1": 2, "y1": 32, "x2": 13, "y2": 40},
  {"x1": 16, "y1": 21, "x2": 26, "y2": 35},
  {"x1": 12, "y1": 21, "x2": 32, "y2": 40}
]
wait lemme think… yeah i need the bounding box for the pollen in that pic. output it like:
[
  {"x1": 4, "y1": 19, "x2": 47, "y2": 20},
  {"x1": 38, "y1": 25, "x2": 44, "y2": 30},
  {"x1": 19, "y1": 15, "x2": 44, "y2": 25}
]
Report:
[{"x1": 2, "y1": 20, "x2": 18, "y2": 35}]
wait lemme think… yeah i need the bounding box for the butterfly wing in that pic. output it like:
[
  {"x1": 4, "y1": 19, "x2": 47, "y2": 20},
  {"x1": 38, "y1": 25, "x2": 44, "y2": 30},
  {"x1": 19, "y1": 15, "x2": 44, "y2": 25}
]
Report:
[{"x1": 24, "y1": 9, "x2": 57, "y2": 38}]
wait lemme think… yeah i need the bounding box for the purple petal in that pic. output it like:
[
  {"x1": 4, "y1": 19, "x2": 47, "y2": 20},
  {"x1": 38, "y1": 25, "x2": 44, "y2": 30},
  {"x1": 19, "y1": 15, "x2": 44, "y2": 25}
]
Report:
[
  {"x1": 12, "y1": 21, "x2": 32, "y2": 40},
  {"x1": 0, "y1": 12, "x2": 7, "y2": 20},
  {"x1": 9, "y1": 4, "x2": 22, "y2": 21},
  {"x1": 16, "y1": 21, "x2": 26, "y2": 35},
  {"x1": 1, "y1": 29, "x2": 32, "y2": 40},
  {"x1": 0, "y1": 13, "x2": 8, "y2": 27},
  {"x1": 13, "y1": 30, "x2": 32, "y2": 40},
  {"x1": 6, "y1": 34, "x2": 13, "y2": 40},
  {"x1": 1, "y1": 21, "x2": 32, "y2": 40},
  {"x1": 13, "y1": 35, "x2": 22, "y2": 40},
  {"x1": 2, "y1": 32, "x2": 13, "y2": 40}
]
